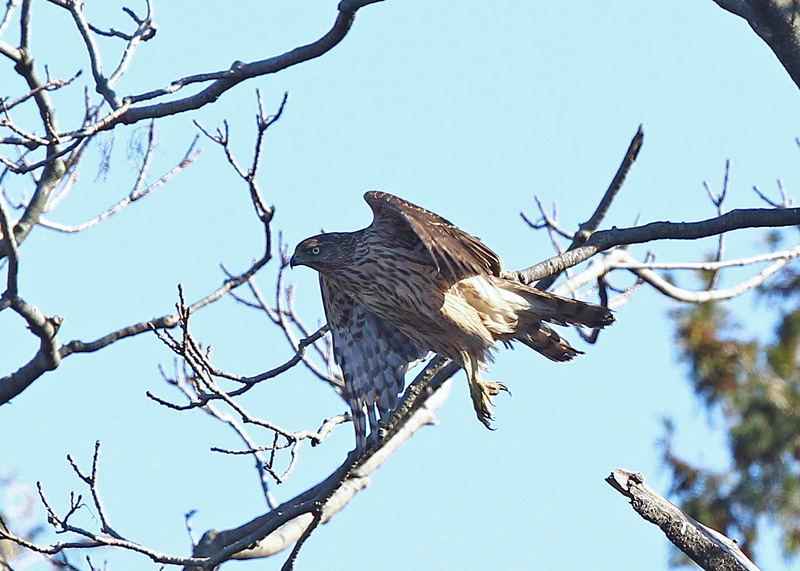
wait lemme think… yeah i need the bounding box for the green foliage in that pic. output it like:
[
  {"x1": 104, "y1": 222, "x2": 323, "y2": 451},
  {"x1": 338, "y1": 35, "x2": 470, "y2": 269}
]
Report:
[
  {"x1": 672, "y1": 301, "x2": 756, "y2": 406},
  {"x1": 665, "y1": 262, "x2": 800, "y2": 563}
]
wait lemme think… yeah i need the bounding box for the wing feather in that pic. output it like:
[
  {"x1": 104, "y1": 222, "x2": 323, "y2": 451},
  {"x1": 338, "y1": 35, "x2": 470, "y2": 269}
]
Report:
[
  {"x1": 320, "y1": 275, "x2": 429, "y2": 449},
  {"x1": 364, "y1": 191, "x2": 503, "y2": 282}
]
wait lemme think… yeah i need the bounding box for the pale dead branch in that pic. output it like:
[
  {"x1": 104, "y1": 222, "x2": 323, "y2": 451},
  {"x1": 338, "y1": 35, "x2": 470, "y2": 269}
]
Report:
[{"x1": 607, "y1": 468, "x2": 761, "y2": 571}]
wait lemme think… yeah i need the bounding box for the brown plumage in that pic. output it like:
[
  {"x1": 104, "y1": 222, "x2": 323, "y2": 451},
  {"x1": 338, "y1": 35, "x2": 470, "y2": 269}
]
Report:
[{"x1": 290, "y1": 191, "x2": 613, "y2": 450}]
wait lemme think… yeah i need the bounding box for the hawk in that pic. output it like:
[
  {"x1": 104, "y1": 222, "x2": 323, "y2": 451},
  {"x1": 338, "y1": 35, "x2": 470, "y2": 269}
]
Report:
[{"x1": 290, "y1": 191, "x2": 613, "y2": 450}]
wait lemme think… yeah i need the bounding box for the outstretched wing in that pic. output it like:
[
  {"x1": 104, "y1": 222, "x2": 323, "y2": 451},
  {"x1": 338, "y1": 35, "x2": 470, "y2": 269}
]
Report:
[
  {"x1": 364, "y1": 191, "x2": 503, "y2": 283},
  {"x1": 320, "y1": 275, "x2": 429, "y2": 450}
]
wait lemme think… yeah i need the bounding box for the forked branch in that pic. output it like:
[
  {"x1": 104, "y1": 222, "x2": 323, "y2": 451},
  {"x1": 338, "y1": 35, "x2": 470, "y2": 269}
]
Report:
[
  {"x1": 517, "y1": 206, "x2": 800, "y2": 284},
  {"x1": 0, "y1": 93, "x2": 286, "y2": 406},
  {"x1": 0, "y1": 359, "x2": 457, "y2": 570},
  {"x1": 187, "y1": 357, "x2": 458, "y2": 571},
  {"x1": 533, "y1": 124, "x2": 644, "y2": 291}
]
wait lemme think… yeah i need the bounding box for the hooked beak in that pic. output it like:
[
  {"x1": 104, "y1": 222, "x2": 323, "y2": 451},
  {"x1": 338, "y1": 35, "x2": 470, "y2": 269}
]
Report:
[{"x1": 289, "y1": 253, "x2": 299, "y2": 268}]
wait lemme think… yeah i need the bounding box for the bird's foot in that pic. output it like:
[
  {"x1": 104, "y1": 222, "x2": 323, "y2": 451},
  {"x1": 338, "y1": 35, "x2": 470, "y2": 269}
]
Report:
[{"x1": 469, "y1": 379, "x2": 510, "y2": 430}]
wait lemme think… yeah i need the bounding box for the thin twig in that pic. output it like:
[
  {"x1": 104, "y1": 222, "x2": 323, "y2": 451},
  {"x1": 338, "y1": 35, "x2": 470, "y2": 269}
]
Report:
[
  {"x1": 534, "y1": 124, "x2": 643, "y2": 290},
  {"x1": 40, "y1": 130, "x2": 200, "y2": 233}
]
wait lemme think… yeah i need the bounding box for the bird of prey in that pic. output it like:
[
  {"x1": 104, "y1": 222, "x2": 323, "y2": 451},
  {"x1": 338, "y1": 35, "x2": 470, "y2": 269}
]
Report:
[{"x1": 290, "y1": 191, "x2": 613, "y2": 450}]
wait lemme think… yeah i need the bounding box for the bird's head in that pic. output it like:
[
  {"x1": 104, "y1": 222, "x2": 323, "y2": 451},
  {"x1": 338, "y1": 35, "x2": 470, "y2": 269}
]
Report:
[{"x1": 289, "y1": 233, "x2": 355, "y2": 273}]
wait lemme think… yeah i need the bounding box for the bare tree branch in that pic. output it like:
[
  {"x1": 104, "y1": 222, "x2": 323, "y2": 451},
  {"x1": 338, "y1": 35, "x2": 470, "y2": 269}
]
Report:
[
  {"x1": 516, "y1": 206, "x2": 800, "y2": 284},
  {"x1": 65, "y1": 441, "x2": 122, "y2": 539},
  {"x1": 227, "y1": 261, "x2": 340, "y2": 388},
  {"x1": 159, "y1": 360, "x2": 279, "y2": 508},
  {"x1": 0, "y1": 192, "x2": 19, "y2": 299},
  {"x1": 0, "y1": 169, "x2": 268, "y2": 404},
  {"x1": 533, "y1": 124, "x2": 643, "y2": 291},
  {"x1": 39, "y1": 128, "x2": 200, "y2": 233},
  {"x1": 0, "y1": 88, "x2": 290, "y2": 405},
  {"x1": 0, "y1": 0, "x2": 21, "y2": 39},
  {"x1": 5, "y1": 2, "x2": 800, "y2": 568},
  {"x1": 0, "y1": 192, "x2": 63, "y2": 403},
  {"x1": 607, "y1": 468, "x2": 761, "y2": 571},
  {"x1": 702, "y1": 159, "x2": 730, "y2": 289},
  {"x1": 611, "y1": 245, "x2": 800, "y2": 302},
  {"x1": 7, "y1": 0, "x2": 384, "y2": 154},
  {"x1": 612, "y1": 247, "x2": 800, "y2": 270},
  {"x1": 187, "y1": 357, "x2": 459, "y2": 570},
  {"x1": 1, "y1": 1, "x2": 378, "y2": 260},
  {"x1": 0, "y1": 10, "x2": 68, "y2": 258},
  {"x1": 711, "y1": 0, "x2": 800, "y2": 89},
  {"x1": 46, "y1": 0, "x2": 122, "y2": 107},
  {"x1": 0, "y1": 71, "x2": 81, "y2": 116},
  {"x1": 0, "y1": 358, "x2": 457, "y2": 570}
]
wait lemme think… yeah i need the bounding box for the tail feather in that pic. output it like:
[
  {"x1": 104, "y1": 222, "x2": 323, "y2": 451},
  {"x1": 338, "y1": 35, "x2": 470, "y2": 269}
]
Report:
[
  {"x1": 516, "y1": 322, "x2": 583, "y2": 362},
  {"x1": 456, "y1": 274, "x2": 613, "y2": 364},
  {"x1": 499, "y1": 280, "x2": 613, "y2": 361},
  {"x1": 508, "y1": 282, "x2": 614, "y2": 329}
]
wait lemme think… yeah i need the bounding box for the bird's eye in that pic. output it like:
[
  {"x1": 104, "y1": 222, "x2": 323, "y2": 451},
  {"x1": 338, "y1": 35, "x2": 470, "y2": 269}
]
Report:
[{"x1": 310, "y1": 246, "x2": 321, "y2": 255}]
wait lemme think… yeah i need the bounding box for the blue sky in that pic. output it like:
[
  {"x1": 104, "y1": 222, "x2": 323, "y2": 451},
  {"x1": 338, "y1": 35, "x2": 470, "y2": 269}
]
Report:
[{"x1": 2, "y1": 1, "x2": 799, "y2": 569}]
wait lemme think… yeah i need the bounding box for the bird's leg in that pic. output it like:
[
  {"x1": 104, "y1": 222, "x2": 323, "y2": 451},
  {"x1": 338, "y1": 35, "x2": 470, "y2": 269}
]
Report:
[
  {"x1": 463, "y1": 354, "x2": 509, "y2": 430},
  {"x1": 350, "y1": 397, "x2": 370, "y2": 454},
  {"x1": 354, "y1": 427, "x2": 368, "y2": 455},
  {"x1": 364, "y1": 404, "x2": 381, "y2": 452}
]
